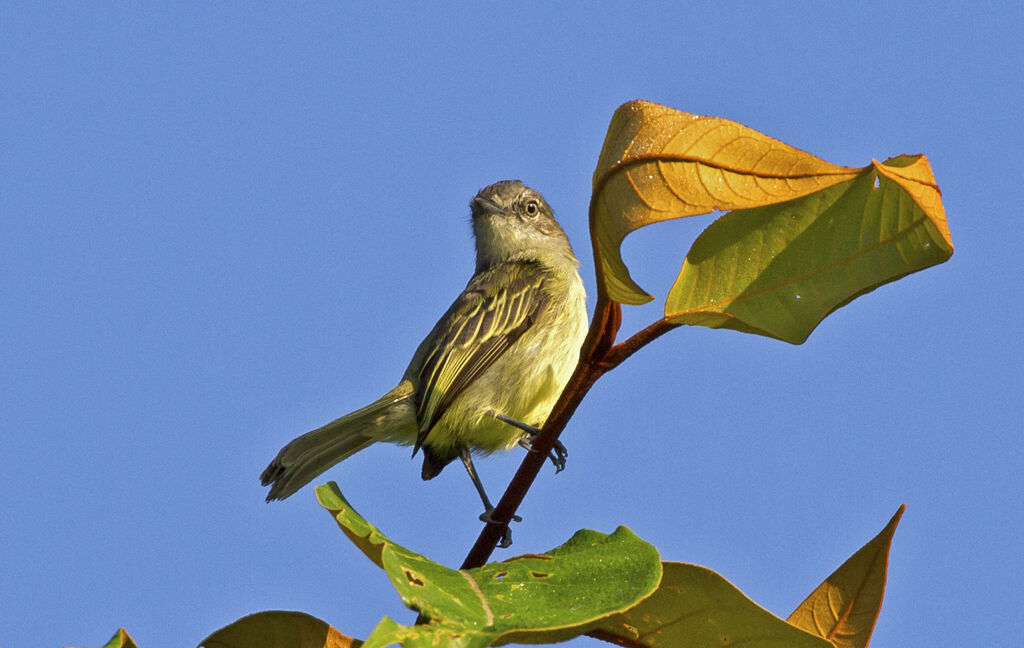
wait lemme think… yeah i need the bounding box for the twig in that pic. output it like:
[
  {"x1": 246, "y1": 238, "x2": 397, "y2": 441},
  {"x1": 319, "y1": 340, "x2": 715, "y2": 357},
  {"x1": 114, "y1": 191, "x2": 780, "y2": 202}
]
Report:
[
  {"x1": 457, "y1": 306, "x2": 675, "y2": 569},
  {"x1": 458, "y1": 298, "x2": 616, "y2": 569},
  {"x1": 602, "y1": 318, "x2": 678, "y2": 369}
]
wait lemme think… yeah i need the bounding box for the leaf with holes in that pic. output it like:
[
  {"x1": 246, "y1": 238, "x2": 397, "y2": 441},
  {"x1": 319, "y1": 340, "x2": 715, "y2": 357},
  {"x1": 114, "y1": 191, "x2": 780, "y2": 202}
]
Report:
[
  {"x1": 787, "y1": 505, "x2": 905, "y2": 648},
  {"x1": 591, "y1": 100, "x2": 953, "y2": 344},
  {"x1": 199, "y1": 611, "x2": 362, "y2": 648},
  {"x1": 316, "y1": 483, "x2": 662, "y2": 647},
  {"x1": 588, "y1": 563, "x2": 833, "y2": 648}
]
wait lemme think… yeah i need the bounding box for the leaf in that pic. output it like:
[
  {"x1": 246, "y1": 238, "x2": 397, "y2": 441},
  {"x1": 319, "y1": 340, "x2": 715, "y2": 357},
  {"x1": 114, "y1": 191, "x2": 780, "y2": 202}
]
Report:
[
  {"x1": 362, "y1": 616, "x2": 477, "y2": 648},
  {"x1": 591, "y1": 100, "x2": 953, "y2": 344},
  {"x1": 787, "y1": 505, "x2": 906, "y2": 648},
  {"x1": 316, "y1": 482, "x2": 662, "y2": 647},
  {"x1": 199, "y1": 611, "x2": 361, "y2": 648},
  {"x1": 315, "y1": 480, "x2": 390, "y2": 568},
  {"x1": 66, "y1": 628, "x2": 140, "y2": 648},
  {"x1": 664, "y1": 157, "x2": 953, "y2": 343},
  {"x1": 99, "y1": 628, "x2": 139, "y2": 648},
  {"x1": 592, "y1": 99, "x2": 861, "y2": 305},
  {"x1": 589, "y1": 563, "x2": 833, "y2": 648}
]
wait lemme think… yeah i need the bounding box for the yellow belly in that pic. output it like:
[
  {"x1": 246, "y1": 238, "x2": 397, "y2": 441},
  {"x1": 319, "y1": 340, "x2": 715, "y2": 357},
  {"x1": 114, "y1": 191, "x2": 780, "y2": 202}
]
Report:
[{"x1": 423, "y1": 282, "x2": 587, "y2": 456}]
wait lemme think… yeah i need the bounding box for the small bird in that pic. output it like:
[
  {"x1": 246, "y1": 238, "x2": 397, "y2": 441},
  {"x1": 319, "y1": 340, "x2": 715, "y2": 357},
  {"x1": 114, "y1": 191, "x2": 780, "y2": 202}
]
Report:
[{"x1": 261, "y1": 180, "x2": 588, "y2": 545}]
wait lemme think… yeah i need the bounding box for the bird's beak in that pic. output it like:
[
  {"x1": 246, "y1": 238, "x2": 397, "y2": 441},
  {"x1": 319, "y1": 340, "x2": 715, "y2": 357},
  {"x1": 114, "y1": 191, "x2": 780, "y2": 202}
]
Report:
[{"x1": 472, "y1": 195, "x2": 504, "y2": 218}]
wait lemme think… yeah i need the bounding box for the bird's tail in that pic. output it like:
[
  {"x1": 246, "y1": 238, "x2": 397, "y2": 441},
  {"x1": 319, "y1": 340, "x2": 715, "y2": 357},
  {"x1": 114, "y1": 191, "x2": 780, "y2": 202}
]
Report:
[{"x1": 260, "y1": 384, "x2": 413, "y2": 501}]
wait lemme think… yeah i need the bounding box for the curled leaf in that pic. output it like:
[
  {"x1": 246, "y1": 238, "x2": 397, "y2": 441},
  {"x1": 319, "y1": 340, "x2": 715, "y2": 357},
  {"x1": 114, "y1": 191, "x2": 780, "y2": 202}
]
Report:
[
  {"x1": 591, "y1": 100, "x2": 953, "y2": 344},
  {"x1": 592, "y1": 99, "x2": 860, "y2": 304}
]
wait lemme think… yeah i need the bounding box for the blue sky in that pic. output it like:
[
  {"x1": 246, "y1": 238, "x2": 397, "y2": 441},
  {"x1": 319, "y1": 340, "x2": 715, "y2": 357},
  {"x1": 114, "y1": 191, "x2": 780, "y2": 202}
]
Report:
[{"x1": 2, "y1": 3, "x2": 1020, "y2": 647}]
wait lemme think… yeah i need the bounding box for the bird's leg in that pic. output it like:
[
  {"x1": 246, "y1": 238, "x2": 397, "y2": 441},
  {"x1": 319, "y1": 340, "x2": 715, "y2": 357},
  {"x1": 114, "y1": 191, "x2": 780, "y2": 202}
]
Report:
[
  {"x1": 489, "y1": 411, "x2": 568, "y2": 473},
  {"x1": 459, "y1": 447, "x2": 520, "y2": 549}
]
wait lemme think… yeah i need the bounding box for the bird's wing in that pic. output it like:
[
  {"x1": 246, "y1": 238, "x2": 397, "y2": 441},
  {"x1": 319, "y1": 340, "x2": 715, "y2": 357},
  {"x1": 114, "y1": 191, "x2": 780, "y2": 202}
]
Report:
[{"x1": 414, "y1": 261, "x2": 549, "y2": 451}]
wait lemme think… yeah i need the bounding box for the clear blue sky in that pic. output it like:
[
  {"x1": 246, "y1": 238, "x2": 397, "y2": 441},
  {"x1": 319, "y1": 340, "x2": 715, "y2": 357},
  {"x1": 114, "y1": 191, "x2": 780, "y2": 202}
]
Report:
[{"x1": 3, "y1": 4, "x2": 1020, "y2": 647}]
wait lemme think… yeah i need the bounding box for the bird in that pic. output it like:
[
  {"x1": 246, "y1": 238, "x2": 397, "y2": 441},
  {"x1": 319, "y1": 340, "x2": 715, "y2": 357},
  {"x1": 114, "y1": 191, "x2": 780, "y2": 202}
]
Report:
[{"x1": 260, "y1": 180, "x2": 588, "y2": 546}]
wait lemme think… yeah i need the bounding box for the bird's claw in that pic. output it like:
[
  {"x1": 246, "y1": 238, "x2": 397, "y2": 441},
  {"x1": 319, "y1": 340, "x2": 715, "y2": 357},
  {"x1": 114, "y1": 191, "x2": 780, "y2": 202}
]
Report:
[
  {"x1": 490, "y1": 410, "x2": 569, "y2": 474},
  {"x1": 550, "y1": 441, "x2": 568, "y2": 473},
  {"x1": 479, "y1": 508, "x2": 522, "y2": 549},
  {"x1": 517, "y1": 438, "x2": 568, "y2": 473}
]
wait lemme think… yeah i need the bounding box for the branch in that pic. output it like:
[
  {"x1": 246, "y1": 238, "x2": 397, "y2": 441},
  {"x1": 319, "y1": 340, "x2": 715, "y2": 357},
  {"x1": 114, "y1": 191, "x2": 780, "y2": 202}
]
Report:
[
  {"x1": 458, "y1": 298, "x2": 616, "y2": 569},
  {"x1": 602, "y1": 318, "x2": 678, "y2": 370}
]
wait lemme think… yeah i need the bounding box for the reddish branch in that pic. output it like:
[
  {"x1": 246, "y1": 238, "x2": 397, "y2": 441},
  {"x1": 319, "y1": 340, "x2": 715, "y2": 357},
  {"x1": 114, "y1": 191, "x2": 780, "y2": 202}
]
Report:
[{"x1": 458, "y1": 297, "x2": 675, "y2": 569}]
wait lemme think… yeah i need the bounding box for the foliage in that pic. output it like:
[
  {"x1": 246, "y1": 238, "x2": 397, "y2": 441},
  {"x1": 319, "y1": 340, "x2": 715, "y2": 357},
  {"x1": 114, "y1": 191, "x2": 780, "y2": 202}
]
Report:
[
  {"x1": 87, "y1": 100, "x2": 950, "y2": 646},
  {"x1": 315, "y1": 484, "x2": 661, "y2": 647},
  {"x1": 592, "y1": 101, "x2": 952, "y2": 343},
  {"x1": 193, "y1": 488, "x2": 903, "y2": 648}
]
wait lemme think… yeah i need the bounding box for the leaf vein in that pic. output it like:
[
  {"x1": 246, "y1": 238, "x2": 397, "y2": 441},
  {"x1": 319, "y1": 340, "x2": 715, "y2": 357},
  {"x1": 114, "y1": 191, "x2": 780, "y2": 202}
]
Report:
[{"x1": 460, "y1": 570, "x2": 494, "y2": 627}]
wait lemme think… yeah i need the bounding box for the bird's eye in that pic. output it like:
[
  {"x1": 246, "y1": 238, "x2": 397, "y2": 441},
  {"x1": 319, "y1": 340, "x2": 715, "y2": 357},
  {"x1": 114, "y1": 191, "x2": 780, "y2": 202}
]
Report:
[{"x1": 524, "y1": 200, "x2": 540, "y2": 217}]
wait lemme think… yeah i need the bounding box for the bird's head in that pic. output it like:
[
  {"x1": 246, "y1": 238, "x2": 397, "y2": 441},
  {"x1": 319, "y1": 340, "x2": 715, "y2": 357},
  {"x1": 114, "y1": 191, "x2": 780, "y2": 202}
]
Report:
[{"x1": 470, "y1": 180, "x2": 576, "y2": 270}]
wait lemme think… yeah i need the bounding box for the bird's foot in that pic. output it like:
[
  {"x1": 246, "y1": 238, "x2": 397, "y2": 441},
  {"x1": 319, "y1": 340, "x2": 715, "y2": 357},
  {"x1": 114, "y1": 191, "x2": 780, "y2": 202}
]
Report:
[
  {"x1": 548, "y1": 440, "x2": 568, "y2": 473},
  {"x1": 517, "y1": 438, "x2": 568, "y2": 473},
  {"x1": 479, "y1": 507, "x2": 522, "y2": 549},
  {"x1": 492, "y1": 411, "x2": 569, "y2": 473}
]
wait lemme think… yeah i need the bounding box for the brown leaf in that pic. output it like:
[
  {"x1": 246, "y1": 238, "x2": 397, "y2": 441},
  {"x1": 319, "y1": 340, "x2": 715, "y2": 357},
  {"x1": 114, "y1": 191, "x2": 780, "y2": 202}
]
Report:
[
  {"x1": 592, "y1": 99, "x2": 860, "y2": 304},
  {"x1": 787, "y1": 505, "x2": 906, "y2": 648}
]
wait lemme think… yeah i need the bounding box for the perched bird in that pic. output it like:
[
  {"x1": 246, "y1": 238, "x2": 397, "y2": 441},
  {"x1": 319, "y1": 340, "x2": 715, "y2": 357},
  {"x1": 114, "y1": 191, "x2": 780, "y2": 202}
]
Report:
[{"x1": 261, "y1": 180, "x2": 588, "y2": 545}]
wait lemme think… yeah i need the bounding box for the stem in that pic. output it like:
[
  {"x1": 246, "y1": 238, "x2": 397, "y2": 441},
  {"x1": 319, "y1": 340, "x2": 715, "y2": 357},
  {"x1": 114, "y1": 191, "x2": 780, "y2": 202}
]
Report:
[
  {"x1": 458, "y1": 307, "x2": 676, "y2": 568},
  {"x1": 603, "y1": 318, "x2": 677, "y2": 369}
]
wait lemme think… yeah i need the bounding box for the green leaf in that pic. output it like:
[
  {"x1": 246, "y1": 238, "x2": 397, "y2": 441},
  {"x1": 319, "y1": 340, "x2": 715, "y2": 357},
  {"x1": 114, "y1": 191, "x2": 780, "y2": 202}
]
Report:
[
  {"x1": 590, "y1": 563, "x2": 833, "y2": 648},
  {"x1": 787, "y1": 505, "x2": 906, "y2": 648},
  {"x1": 314, "y1": 479, "x2": 390, "y2": 568},
  {"x1": 362, "y1": 616, "x2": 477, "y2": 648},
  {"x1": 199, "y1": 611, "x2": 361, "y2": 648},
  {"x1": 664, "y1": 158, "x2": 953, "y2": 343},
  {"x1": 316, "y1": 482, "x2": 662, "y2": 647}
]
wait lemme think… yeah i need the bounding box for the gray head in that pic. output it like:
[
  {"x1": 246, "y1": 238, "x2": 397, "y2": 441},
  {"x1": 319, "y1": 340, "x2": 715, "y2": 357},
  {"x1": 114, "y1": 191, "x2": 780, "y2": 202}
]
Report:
[{"x1": 470, "y1": 180, "x2": 576, "y2": 270}]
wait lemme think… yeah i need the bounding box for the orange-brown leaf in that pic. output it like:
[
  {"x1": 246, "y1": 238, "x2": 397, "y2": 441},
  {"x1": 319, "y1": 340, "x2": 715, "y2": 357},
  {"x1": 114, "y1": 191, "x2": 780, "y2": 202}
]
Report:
[
  {"x1": 592, "y1": 99, "x2": 860, "y2": 304},
  {"x1": 873, "y1": 155, "x2": 952, "y2": 246},
  {"x1": 787, "y1": 505, "x2": 905, "y2": 648}
]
